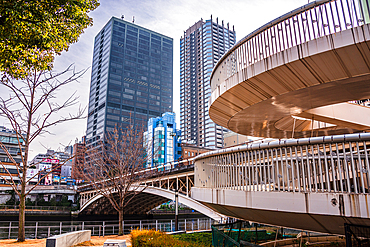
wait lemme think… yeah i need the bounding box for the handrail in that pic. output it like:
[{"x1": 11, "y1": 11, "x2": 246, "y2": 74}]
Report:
[
  {"x1": 210, "y1": 0, "x2": 369, "y2": 86},
  {"x1": 194, "y1": 133, "x2": 370, "y2": 194},
  {"x1": 195, "y1": 133, "x2": 370, "y2": 161},
  {"x1": 77, "y1": 157, "x2": 195, "y2": 192}
]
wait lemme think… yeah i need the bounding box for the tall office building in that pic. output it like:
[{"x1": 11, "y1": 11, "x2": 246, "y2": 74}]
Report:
[
  {"x1": 180, "y1": 17, "x2": 236, "y2": 148},
  {"x1": 86, "y1": 17, "x2": 173, "y2": 149}
]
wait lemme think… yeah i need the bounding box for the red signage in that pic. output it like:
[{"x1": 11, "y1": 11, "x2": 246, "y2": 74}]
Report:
[{"x1": 42, "y1": 158, "x2": 60, "y2": 164}]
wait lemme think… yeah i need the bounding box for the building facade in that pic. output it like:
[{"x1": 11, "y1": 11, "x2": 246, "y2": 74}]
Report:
[
  {"x1": 180, "y1": 17, "x2": 236, "y2": 149},
  {"x1": 0, "y1": 126, "x2": 25, "y2": 190},
  {"x1": 30, "y1": 149, "x2": 72, "y2": 185},
  {"x1": 144, "y1": 112, "x2": 181, "y2": 168},
  {"x1": 86, "y1": 17, "x2": 173, "y2": 150},
  {"x1": 71, "y1": 136, "x2": 86, "y2": 180},
  {"x1": 223, "y1": 131, "x2": 251, "y2": 148},
  {"x1": 181, "y1": 143, "x2": 214, "y2": 159}
]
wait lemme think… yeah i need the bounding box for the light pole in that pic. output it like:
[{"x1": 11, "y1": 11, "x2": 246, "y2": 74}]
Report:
[{"x1": 175, "y1": 189, "x2": 178, "y2": 231}]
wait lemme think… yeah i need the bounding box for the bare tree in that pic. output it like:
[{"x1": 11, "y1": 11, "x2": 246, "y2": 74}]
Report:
[
  {"x1": 0, "y1": 65, "x2": 86, "y2": 241},
  {"x1": 83, "y1": 125, "x2": 156, "y2": 236}
]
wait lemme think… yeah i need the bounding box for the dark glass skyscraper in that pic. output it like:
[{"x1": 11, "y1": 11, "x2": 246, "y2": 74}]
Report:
[{"x1": 86, "y1": 17, "x2": 173, "y2": 148}]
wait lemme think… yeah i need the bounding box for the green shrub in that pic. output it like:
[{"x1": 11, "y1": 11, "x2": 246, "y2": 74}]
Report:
[
  {"x1": 25, "y1": 198, "x2": 35, "y2": 206},
  {"x1": 131, "y1": 229, "x2": 209, "y2": 247},
  {"x1": 172, "y1": 232, "x2": 212, "y2": 246}
]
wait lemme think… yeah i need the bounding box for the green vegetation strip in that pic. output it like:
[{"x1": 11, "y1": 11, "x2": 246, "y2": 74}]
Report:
[
  {"x1": 172, "y1": 232, "x2": 212, "y2": 246},
  {"x1": 131, "y1": 230, "x2": 212, "y2": 247}
]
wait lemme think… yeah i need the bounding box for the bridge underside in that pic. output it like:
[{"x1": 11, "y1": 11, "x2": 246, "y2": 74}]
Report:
[
  {"x1": 192, "y1": 187, "x2": 370, "y2": 235},
  {"x1": 80, "y1": 192, "x2": 169, "y2": 215},
  {"x1": 201, "y1": 202, "x2": 370, "y2": 235},
  {"x1": 210, "y1": 24, "x2": 370, "y2": 138},
  {"x1": 80, "y1": 186, "x2": 224, "y2": 221}
]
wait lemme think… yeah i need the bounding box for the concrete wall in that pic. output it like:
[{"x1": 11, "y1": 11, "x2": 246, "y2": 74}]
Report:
[{"x1": 46, "y1": 230, "x2": 91, "y2": 247}]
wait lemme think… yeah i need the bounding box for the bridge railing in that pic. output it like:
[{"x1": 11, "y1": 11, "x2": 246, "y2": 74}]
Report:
[
  {"x1": 0, "y1": 218, "x2": 214, "y2": 239},
  {"x1": 194, "y1": 133, "x2": 370, "y2": 194},
  {"x1": 77, "y1": 158, "x2": 195, "y2": 192},
  {"x1": 211, "y1": 0, "x2": 370, "y2": 92},
  {"x1": 139, "y1": 157, "x2": 195, "y2": 175},
  {"x1": 0, "y1": 205, "x2": 71, "y2": 211}
]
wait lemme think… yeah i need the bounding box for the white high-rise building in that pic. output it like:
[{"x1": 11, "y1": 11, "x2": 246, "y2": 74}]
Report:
[{"x1": 180, "y1": 17, "x2": 236, "y2": 148}]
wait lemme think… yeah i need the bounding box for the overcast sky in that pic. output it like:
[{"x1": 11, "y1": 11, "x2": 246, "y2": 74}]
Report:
[{"x1": 5, "y1": 0, "x2": 311, "y2": 158}]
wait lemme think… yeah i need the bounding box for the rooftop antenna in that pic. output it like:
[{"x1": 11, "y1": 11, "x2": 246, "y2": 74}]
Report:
[
  {"x1": 121, "y1": 14, "x2": 124, "y2": 20},
  {"x1": 132, "y1": 16, "x2": 135, "y2": 23}
]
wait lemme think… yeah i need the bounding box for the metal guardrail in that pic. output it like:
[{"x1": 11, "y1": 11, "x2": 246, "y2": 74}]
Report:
[
  {"x1": 211, "y1": 0, "x2": 370, "y2": 88},
  {"x1": 0, "y1": 205, "x2": 71, "y2": 211},
  {"x1": 77, "y1": 158, "x2": 195, "y2": 192},
  {"x1": 195, "y1": 133, "x2": 370, "y2": 194},
  {"x1": 0, "y1": 218, "x2": 214, "y2": 239},
  {"x1": 148, "y1": 209, "x2": 199, "y2": 215},
  {"x1": 23, "y1": 185, "x2": 75, "y2": 190}
]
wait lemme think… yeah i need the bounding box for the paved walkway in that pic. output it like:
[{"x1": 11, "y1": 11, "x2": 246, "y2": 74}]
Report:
[{"x1": 0, "y1": 235, "x2": 132, "y2": 247}]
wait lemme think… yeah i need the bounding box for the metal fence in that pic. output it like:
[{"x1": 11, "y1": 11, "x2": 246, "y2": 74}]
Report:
[
  {"x1": 0, "y1": 217, "x2": 214, "y2": 240},
  {"x1": 211, "y1": 0, "x2": 370, "y2": 86},
  {"x1": 148, "y1": 209, "x2": 199, "y2": 215},
  {"x1": 0, "y1": 205, "x2": 70, "y2": 211},
  {"x1": 345, "y1": 223, "x2": 370, "y2": 246},
  {"x1": 211, "y1": 221, "x2": 300, "y2": 247},
  {"x1": 195, "y1": 133, "x2": 370, "y2": 194}
]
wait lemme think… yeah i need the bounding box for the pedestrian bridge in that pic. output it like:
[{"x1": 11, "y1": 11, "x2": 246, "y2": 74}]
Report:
[
  {"x1": 78, "y1": 164, "x2": 224, "y2": 221},
  {"x1": 192, "y1": 0, "x2": 370, "y2": 235},
  {"x1": 193, "y1": 133, "x2": 370, "y2": 235}
]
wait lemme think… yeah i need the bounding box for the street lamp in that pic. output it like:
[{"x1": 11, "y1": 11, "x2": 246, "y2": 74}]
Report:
[{"x1": 175, "y1": 189, "x2": 178, "y2": 231}]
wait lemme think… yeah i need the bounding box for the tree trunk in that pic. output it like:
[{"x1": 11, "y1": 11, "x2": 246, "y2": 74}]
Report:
[
  {"x1": 18, "y1": 193, "x2": 26, "y2": 242},
  {"x1": 118, "y1": 209, "x2": 124, "y2": 236}
]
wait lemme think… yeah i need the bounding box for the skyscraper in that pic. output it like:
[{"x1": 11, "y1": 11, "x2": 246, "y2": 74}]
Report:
[
  {"x1": 144, "y1": 112, "x2": 181, "y2": 168},
  {"x1": 86, "y1": 17, "x2": 173, "y2": 149},
  {"x1": 180, "y1": 17, "x2": 236, "y2": 148}
]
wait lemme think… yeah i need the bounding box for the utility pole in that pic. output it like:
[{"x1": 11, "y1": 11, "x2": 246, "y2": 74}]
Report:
[{"x1": 175, "y1": 189, "x2": 179, "y2": 231}]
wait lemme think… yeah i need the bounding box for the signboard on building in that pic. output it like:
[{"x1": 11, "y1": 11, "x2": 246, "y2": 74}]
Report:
[
  {"x1": 26, "y1": 168, "x2": 38, "y2": 179},
  {"x1": 38, "y1": 164, "x2": 52, "y2": 172},
  {"x1": 42, "y1": 158, "x2": 59, "y2": 164},
  {"x1": 52, "y1": 175, "x2": 60, "y2": 183},
  {"x1": 44, "y1": 174, "x2": 52, "y2": 185}
]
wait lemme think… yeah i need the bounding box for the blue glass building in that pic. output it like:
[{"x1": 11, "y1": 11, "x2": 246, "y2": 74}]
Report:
[
  {"x1": 144, "y1": 112, "x2": 181, "y2": 168},
  {"x1": 180, "y1": 17, "x2": 236, "y2": 148},
  {"x1": 86, "y1": 17, "x2": 173, "y2": 148}
]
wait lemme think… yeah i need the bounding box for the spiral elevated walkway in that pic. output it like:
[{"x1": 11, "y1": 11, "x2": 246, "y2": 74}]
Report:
[
  {"x1": 192, "y1": 0, "x2": 370, "y2": 235},
  {"x1": 209, "y1": 0, "x2": 370, "y2": 138}
]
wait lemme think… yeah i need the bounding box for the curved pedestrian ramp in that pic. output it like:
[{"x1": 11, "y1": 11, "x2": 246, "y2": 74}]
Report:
[{"x1": 192, "y1": 0, "x2": 370, "y2": 236}]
